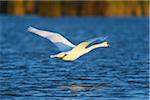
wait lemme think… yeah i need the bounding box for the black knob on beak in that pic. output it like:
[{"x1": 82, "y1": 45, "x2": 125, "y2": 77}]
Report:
[{"x1": 107, "y1": 43, "x2": 110, "y2": 47}]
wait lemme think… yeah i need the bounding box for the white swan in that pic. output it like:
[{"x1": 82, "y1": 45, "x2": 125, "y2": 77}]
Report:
[{"x1": 28, "y1": 26, "x2": 110, "y2": 61}]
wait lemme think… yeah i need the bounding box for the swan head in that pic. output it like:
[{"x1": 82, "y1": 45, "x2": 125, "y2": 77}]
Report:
[
  {"x1": 102, "y1": 42, "x2": 110, "y2": 48},
  {"x1": 50, "y1": 52, "x2": 67, "y2": 59}
]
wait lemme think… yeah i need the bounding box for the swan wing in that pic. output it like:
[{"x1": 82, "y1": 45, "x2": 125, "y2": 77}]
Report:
[
  {"x1": 28, "y1": 26, "x2": 75, "y2": 52},
  {"x1": 72, "y1": 36, "x2": 107, "y2": 51}
]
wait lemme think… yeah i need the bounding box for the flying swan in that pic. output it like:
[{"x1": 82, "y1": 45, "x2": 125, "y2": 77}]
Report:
[{"x1": 28, "y1": 26, "x2": 110, "y2": 61}]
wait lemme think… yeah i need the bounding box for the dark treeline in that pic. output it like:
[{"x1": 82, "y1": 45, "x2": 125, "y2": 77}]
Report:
[{"x1": 0, "y1": 1, "x2": 149, "y2": 16}]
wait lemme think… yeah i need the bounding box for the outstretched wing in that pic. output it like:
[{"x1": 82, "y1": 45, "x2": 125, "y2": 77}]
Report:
[
  {"x1": 28, "y1": 26, "x2": 75, "y2": 52},
  {"x1": 71, "y1": 36, "x2": 108, "y2": 51}
]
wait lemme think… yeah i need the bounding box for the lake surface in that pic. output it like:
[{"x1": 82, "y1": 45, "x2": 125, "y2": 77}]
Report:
[{"x1": 0, "y1": 15, "x2": 149, "y2": 100}]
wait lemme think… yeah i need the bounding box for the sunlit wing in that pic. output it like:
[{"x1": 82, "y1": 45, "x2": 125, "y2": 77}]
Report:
[
  {"x1": 71, "y1": 36, "x2": 108, "y2": 52},
  {"x1": 28, "y1": 26, "x2": 75, "y2": 52}
]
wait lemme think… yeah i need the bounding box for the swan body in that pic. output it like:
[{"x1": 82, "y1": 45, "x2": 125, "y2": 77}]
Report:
[
  {"x1": 62, "y1": 42, "x2": 109, "y2": 61},
  {"x1": 28, "y1": 26, "x2": 109, "y2": 61}
]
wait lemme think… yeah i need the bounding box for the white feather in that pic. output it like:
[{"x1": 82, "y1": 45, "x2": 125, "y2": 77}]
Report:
[
  {"x1": 28, "y1": 26, "x2": 110, "y2": 61},
  {"x1": 28, "y1": 26, "x2": 75, "y2": 52}
]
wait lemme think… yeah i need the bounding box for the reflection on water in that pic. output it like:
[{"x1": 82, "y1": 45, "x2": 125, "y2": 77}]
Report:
[
  {"x1": 0, "y1": 15, "x2": 149, "y2": 99},
  {"x1": 61, "y1": 83, "x2": 109, "y2": 93}
]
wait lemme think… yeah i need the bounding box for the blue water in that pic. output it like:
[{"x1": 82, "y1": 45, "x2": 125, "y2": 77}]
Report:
[{"x1": 0, "y1": 15, "x2": 149, "y2": 100}]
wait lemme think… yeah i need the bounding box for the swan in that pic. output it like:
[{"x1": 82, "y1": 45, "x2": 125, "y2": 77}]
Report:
[{"x1": 28, "y1": 26, "x2": 110, "y2": 61}]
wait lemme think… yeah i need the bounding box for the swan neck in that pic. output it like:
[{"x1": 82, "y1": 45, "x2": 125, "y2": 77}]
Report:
[{"x1": 86, "y1": 42, "x2": 108, "y2": 51}]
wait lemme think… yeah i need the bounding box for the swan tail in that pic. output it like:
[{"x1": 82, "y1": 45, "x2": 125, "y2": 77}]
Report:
[{"x1": 50, "y1": 55, "x2": 56, "y2": 58}]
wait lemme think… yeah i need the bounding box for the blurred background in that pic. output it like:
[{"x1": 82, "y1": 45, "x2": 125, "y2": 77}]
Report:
[
  {"x1": 0, "y1": 1, "x2": 149, "y2": 99},
  {"x1": 0, "y1": 0, "x2": 149, "y2": 16}
]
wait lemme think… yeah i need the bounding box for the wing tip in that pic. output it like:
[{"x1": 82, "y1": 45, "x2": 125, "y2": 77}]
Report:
[{"x1": 28, "y1": 26, "x2": 37, "y2": 32}]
